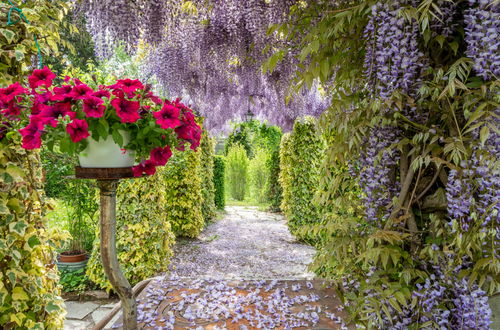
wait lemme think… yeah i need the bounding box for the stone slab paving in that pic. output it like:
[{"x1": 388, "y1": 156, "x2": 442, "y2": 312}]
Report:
[{"x1": 63, "y1": 300, "x2": 118, "y2": 330}]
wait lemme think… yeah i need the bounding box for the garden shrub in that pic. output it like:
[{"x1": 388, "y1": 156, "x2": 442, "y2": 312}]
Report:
[
  {"x1": 213, "y1": 156, "x2": 225, "y2": 209},
  {"x1": 199, "y1": 131, "x2": 216, "y2": 222},
  {"x1": 265, "y1": 147, "x2": 282, "y2": 212},
  {"x1": 279, "y1": 117, "x2": 324, "y2": 242},
  {"x1": 225, "y1": 143, "x2": 249, "y2": 201},
  {"x1": 163, "y1": 149, "x2": 204, "y2": 238},
  {"x1": 0, "y1": 135, "x2": 67, "y2": 329},
  {"x1": 86, "y1": 167, "x2": 175, "y2": 290},
  {"x1": 248, "y1": 148, "x2": 269, "y2": 203},
  {"x1": 224, "y1": 124, "x2": 252, "y2": 157}
]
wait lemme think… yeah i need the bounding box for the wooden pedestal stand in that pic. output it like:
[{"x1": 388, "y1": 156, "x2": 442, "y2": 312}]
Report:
[{"x1": 75, "y1": 167, "x2": 137, "y2": 329}]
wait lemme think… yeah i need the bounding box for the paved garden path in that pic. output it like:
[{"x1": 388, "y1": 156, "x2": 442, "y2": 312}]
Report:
[{"x1": 168, "y1": 205, "x2": 316, "y2": 279}]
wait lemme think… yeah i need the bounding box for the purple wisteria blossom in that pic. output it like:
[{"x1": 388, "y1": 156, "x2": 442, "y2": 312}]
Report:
[{"x1": 464, "y1": 0, "x2": 500, "y2": 80}]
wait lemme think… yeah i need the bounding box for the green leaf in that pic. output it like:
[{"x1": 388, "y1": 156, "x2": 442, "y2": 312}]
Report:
[
  {"x1": 9, "y1": 221, "x2": 27, "y2": 236},
  {"x1": 0, "y1": 28, "x2": 16, "y2": 43},
  {"x1": 479, "y1": 125, "x2": 490, "y2": 145},
  {"x1": 112, "y1": 129, "x2": 124, "y2": 146},
  {"x1": 12, "y1": 287, "x2": 29, "y2": 301},
  {"x1": 45, "y1": 302, "x2": 60, "y2": 314}
]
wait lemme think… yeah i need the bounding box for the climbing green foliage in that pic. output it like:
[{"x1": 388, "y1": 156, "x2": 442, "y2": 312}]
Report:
[
  {"x1": 86, "y1": 168, "x2": 175, "y2": 290},
  {"x1": 224, "y1": 124, "x2": 252, "y2": 157},
  {"x1": 265, "y1": 147, "x2": 282, "y2": 212},
  {"x1": 213, "y1": 155, "x2": 225, "y2": 210},
  {"x1": 248, "y1": 148, "x2": 269, "y2": 204},
  {"x1": 0, "y1": 0, "x2": 74, "y2": 85},
  {"x1": 163, "y1": 149, "x2": 204, "y2": 238},
  {"x1": 279, "y1": 117, "x2": 324, "y2": 243},
  {"x1": 200, "y1": 131, "x2": 216, "y2": 223},
  {"x1": 225, "y1": 143, "x2": 249, "y2": 201},
  {"x1": 0, "y1": 134, "x2": 67, "y2": 329}
]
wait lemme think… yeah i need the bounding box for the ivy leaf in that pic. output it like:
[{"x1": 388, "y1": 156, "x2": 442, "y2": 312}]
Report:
[
  {"x1": 45, "y1": 301, "x2": 61, "y2": 314},
  {"x1": 0, "y1": 29, "x2": 16, "y2": 43},
  {"x1": 12, "y1": 287, "x2": 29, "y2": 301},
  {"x1": 9, "y1": 221, "x2": 27, "y2": 236}
]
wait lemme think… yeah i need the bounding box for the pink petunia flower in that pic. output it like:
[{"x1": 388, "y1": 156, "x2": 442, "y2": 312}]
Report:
[
  {"x1": 132, "y1": 160, "x2": 156, "y2": 177},
  {"x1": 19, "y1": 116, "x2": 45, "y2": 149},
  {"x1": 153, "y1": 103, "x2": 181, "y2": 129},
  {"x1": 149, "y1": 146, "x2": 172, "y2": 166},
  {"x1": 83, "y1": 96, "x2": 106, "y2": 118},
  {"x1": 110, "y1": 79, "x2": 144, "y2": 96},
  {"x1": 66, "y1": 119, "x2": 90, "y2": 143},
  {"x1": 69, "y1": 84, "x2": 93, "y2": 100},
  {"x1": 28, "y1": 66, "x2": 56, "y2": 89},
  {"x1": 93, "y1": 89, "x2": 111, "y2": 98},
  {"x1": 0, "y1": 82, "x2": 27, "y2": 103},
  {"x1": 111, "y1": 97, "x2": 140, "y2": 123}
]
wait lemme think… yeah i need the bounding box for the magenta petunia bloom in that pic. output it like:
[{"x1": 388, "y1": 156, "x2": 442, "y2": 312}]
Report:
[
  {"x1": 69, "y1": 84, "x2": 93, "y2": 100},
  {"x1": 1, "y1": 101, "x2": 21, "y2": 117},
  {"x1": 150, "y1": 146, "x2": 172, "y2": 166},
  {"x1": 28, "y1": 66, "x2": 56, "y2": 89},
  {"x1": 83, "y1": 96, "x2": 106, "y2": 118},
  {"x1": 66, "y1": 119, "x2": 90, "y2": 143},
  {"x1": 153, "y1": 103, "x2": 181, "y2": 129},
  {"x1": 93, "y1": 89, "x2": 111, "y2": 98},
  {"x1": 175, "y1": 123, "x2": 202, "y2": 150},
  {"x1": 111, "y1": 79, "x2": 144, "y2": 96},
  {"x1": 0, "y1": 82, "x2": 27, "y2": 103},
  {"x1": 111, "y1": 97, "x2": 140, "y2": 123},
  {"x1": 146, "y1": 91, "x2": 162, "y2": 105},
  {"x1": 39, "y1": 102, "x2": 74, "y2": 127},
  {"x1": 19, "y1": 116, "x2": 45, "y2": 149},
  {"x1": 132, "y1": 160, "x2": 156, "y2": 177}
]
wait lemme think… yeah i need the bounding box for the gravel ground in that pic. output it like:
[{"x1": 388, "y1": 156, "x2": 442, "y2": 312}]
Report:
[{"x1": 168, "y1": 206, "x2": 316, "y2": 280}]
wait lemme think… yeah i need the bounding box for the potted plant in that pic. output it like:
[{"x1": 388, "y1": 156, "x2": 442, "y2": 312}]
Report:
[
  {"x1": 57, "y1": 178, "x2": 98, "y2": 270},
  {"x1": 0, "y1": 66, "x2": 202, "y2": 175}
]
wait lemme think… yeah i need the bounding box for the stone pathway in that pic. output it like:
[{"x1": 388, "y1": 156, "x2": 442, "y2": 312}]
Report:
[
  {"x1": 169, "y1": 206, "x2": 316, "y2": 279},
  {"x1": 64, "y1": 206, "x2": 319, "y2": 329}
]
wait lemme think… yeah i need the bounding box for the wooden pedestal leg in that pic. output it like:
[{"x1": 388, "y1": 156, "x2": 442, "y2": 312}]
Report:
[{"x1": 98, "y1": 180, "x2": 137, "y2": 329}]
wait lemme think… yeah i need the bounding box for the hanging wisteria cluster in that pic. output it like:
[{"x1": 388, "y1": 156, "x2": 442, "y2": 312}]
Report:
[
  {"x1": 359, "y1": 0, "x2": 425, "y2": 224},
  {"x1": 77, "y1": 0, "x2": 328, "y2": 131},
  {"x1": 464, "y1": 0, "x2": 500, "y2": 80}
]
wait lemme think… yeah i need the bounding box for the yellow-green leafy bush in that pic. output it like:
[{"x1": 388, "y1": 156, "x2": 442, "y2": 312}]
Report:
[
  {"x1": 265, "y1": 147, "x2": 282, "y2": 212},
  {"x1": 225, "y1": 143, "x2": 249, "y2": 201},
  {"x1": 0, "y1": 134, "x2": 66, "y2": 329},
  {"x1": 279, "y1": 117, "x2": 324, "y2": 242},
  {"x1": 200, "y1": 131, "x2": 216, "y2": 222},
  {"x1": 86, "y1": 167, "x2": 175, "y2": 290},
  {"x1": 213, "y1": 156, "x2": 225, "y2": 210},
  {"x1": 249, "y1": 148, "x2": 269, "y2": 203},
  {"x1": 163, "y1": 149, "x2": 204, "y2": 238}
]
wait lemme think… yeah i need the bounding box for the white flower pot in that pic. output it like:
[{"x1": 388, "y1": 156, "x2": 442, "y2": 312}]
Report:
[{"x1": 78, "y1": 131, "x2": 135, "y2": 168}]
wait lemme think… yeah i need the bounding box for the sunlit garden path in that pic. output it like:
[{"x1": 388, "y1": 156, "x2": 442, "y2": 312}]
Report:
[{"x1": 168, "y1": 206, "x2": 315, "y2": 279}]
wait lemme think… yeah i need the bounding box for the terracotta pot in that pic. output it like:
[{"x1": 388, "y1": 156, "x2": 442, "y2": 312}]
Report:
[{"x1": 59, "y1": 252, "x2": 87, "y2": 263}]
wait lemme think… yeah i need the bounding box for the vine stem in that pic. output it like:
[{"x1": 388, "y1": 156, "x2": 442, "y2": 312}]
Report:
[{"x1": 98, "y1": 180, "x2": 137, "y2": 329}]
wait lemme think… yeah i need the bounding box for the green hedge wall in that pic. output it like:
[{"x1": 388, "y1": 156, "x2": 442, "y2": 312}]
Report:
[
  {"x1": 200, "y1": 132, "x2": 216, "y2": 222},
  {"x1": 225, "y1": 143, "x2": 249, "y2": 201},
  {"x1": 213, "y1": 156, "x2": 225, "y2": 210},
  {"x1": 265, "y1": 147, "x2": 282, "y2": 212},
  {"x1": 86, "y1": 168, "x2": 175, "y2": 290},
  {"x1": 163, "y1": 149, "x2": 204, "y2": 238},
  {"x1": 0, "y1": 135, "x2": 66, "y2": 328},
  {"x1": 279, "y1": 117, "x2": 324, "y2": 242}
]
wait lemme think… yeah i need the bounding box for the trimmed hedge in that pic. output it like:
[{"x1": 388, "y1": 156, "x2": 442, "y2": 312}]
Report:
[
  {"x1": 265, "y1": 147, "x2": 282, "y2": 212},
  {"x1": 200, "y1": 132, "x2": 216, "y2": 222},
  {"x1": 0, "y1": 135, "x2": 66, "y2": 328},
  {"x1": 213, "y1": 156, "x2": 226, "y2": 210},
  {"x1": 279, "y1": 117, "x2": 324, "y2": 242},
  {"x1": 86, "y1": 167, "x2": 175, "y2": 290},
  {"x1": 163, "y1": 149, "x2": 204, "y2": 238},
  {"x1": 225, "y1": 143, "x2": 249, "y2": 201},
  {"x1": 249, "y1": 148, "x2": 269, "y2": 203}
]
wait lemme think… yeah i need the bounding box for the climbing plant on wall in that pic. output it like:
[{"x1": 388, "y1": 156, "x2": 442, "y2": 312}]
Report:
[{"x1": 0, "y1": 0, "x2": 72, "y2": 327}]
